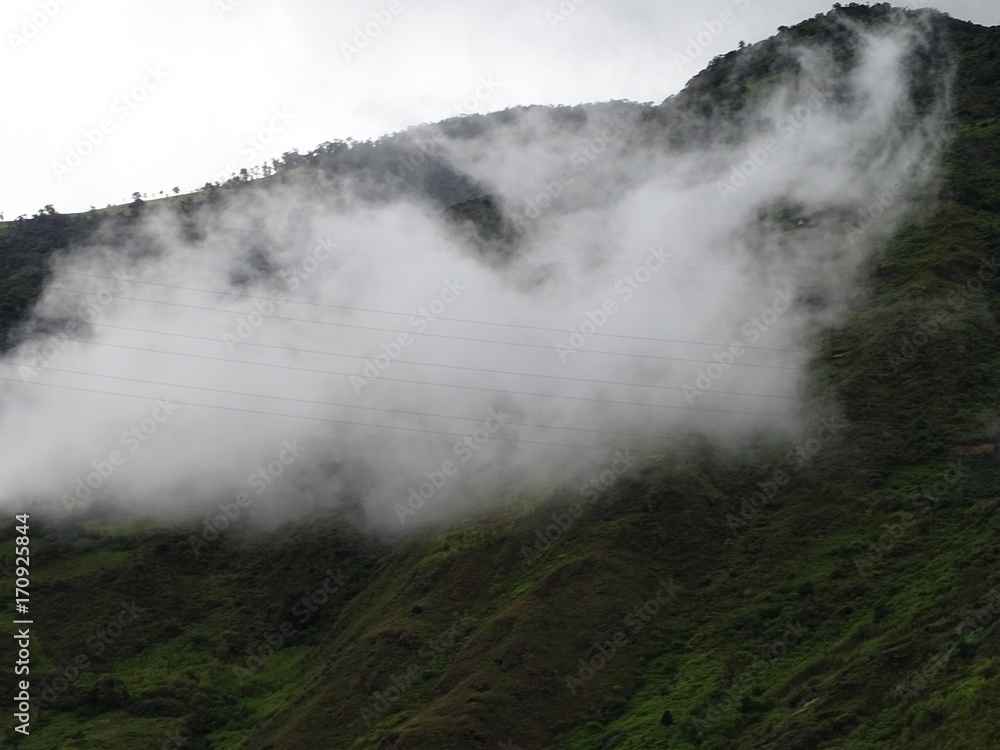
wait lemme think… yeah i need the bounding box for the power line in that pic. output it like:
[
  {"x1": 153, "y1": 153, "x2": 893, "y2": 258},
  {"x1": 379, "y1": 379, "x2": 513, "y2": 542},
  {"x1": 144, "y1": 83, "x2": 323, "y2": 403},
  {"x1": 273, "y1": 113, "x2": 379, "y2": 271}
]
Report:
[
  {"x1": 46, "y1": 287, "x2": 802, "y2": 371},
  {"x1": 60, "y1": 270, "x2": 807, "y2": 353},
  {"x1": 0, "y1": 361, "x2": 722, "y2": 441},
  {"x1": 0, "y1": 344, "x2": 798, "y2": 418},
  {"x1": 0, "y1": 371, "x2": 973, "y2": 463},
  {"x1": 0, "y1": 375, "x2": 783, "y2": 451},
  {"x1": 114, "y1": 228, "x2": 802, "y2": 288},
  {"x1": 230, "y1": 232, "x2": 798, "y2": 277},
  {"x1": 59, "y1": 321, "x2": 799, "y2": 401},
  {"x1": 315, "y1": 248, "x2": 795, "y2": 288},
  {"x1": 7, "y1": 352, "x2": 946, "y2": 429}
]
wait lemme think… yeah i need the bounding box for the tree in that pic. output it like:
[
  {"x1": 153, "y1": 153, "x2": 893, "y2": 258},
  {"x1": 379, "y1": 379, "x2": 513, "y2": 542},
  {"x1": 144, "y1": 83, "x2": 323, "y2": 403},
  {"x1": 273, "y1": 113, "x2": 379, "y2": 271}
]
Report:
[{"x1": 129, "y1": 192, "x2": 145, "y2": 216}]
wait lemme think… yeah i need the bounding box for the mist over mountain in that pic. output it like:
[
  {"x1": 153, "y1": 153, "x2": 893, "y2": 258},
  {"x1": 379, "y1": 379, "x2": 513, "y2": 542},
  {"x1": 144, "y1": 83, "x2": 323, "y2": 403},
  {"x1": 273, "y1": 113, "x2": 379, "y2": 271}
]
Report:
[
  {"x1": 0, "y1": 7, "x2": 950, "y2": 533},
  {"x1": 1, "y1": 4, "x2": 999, "y2": 749}
]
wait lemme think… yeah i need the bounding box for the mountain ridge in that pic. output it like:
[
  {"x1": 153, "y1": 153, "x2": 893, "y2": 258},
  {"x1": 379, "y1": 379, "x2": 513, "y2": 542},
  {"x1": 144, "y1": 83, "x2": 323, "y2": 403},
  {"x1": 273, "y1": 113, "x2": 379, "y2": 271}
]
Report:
[{"x1": 1, "y1": 5, "x2": 999, "y2": 749}]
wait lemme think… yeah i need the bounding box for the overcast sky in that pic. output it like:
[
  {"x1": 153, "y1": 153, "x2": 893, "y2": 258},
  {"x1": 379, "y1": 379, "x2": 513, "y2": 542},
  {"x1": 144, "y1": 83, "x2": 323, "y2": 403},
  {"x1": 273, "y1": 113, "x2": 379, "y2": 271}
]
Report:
[{"x1": 1, "y1": 0, "x2": 993, "y2": 219}]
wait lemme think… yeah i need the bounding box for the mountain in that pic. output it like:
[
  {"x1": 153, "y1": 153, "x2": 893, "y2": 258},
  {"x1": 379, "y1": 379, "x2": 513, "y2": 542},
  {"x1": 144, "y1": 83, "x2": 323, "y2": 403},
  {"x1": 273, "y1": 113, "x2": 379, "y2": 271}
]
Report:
[{"x1": 1, "y1": 4, "x2": 1000, "y2": 749}]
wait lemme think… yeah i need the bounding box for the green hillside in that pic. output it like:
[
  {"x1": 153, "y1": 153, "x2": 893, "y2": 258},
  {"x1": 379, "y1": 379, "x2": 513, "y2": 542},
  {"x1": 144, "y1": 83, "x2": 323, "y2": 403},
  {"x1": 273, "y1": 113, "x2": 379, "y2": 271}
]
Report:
[{"x1": 1, "y1": 4, "x2": 1000, "y2": 749}]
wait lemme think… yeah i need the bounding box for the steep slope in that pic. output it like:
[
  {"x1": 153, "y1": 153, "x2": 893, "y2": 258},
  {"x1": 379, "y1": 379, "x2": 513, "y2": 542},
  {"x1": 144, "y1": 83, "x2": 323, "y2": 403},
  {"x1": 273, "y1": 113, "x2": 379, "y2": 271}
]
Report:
[{"x1": 1, "y1": 5, "x2": 999, "y2": 750}]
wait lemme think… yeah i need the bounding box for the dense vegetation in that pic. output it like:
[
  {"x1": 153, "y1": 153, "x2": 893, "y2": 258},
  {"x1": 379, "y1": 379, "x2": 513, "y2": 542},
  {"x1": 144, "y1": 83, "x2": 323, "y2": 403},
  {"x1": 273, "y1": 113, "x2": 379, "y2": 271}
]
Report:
[{"x1": 1, "y1": 4, "x2": 999, "y2": 748}]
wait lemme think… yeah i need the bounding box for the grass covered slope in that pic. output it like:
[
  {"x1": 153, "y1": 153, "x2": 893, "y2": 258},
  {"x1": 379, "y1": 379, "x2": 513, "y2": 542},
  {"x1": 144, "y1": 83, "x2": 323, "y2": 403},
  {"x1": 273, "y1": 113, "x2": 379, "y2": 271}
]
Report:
[
  {"x1": 3, "y1": 443, "x2": 999, "y2": 749},
  {"x1": 1, "y1": 5, "x2": 1000, "y2": 750}
]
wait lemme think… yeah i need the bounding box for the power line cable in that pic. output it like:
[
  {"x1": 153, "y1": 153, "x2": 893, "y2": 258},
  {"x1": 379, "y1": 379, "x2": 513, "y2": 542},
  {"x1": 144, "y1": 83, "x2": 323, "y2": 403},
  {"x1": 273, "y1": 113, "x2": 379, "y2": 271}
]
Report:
[
  {"x1": 44, "y1": 287, "x2": 803, "y2": 371},
  {"x1": 59, "y1": 270, "x2": 808, "y2": 353}
]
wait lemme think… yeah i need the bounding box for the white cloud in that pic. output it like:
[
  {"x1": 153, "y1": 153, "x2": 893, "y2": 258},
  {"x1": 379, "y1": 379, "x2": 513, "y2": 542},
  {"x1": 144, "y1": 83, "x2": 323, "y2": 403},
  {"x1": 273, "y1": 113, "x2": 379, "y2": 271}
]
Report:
[{"x1": 0, "y1": 0, "x2": 992, "y2": 217}]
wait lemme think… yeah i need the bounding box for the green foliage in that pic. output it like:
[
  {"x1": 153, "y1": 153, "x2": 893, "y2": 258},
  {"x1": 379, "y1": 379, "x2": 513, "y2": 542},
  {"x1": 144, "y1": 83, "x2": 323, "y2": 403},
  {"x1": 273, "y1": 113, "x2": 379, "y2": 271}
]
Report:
[{"x1": 1, "y1": 7, "x2": 999, "y2": 749}]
